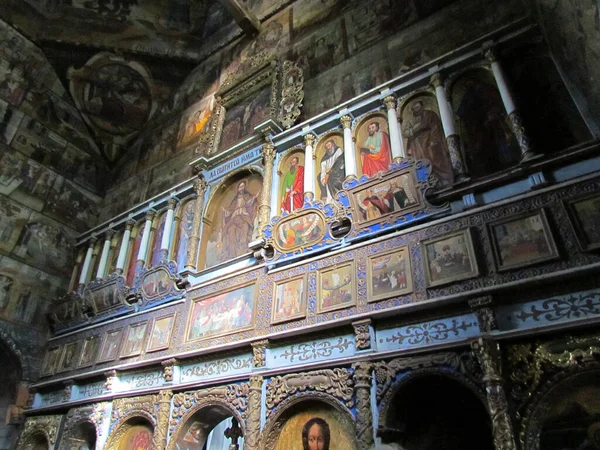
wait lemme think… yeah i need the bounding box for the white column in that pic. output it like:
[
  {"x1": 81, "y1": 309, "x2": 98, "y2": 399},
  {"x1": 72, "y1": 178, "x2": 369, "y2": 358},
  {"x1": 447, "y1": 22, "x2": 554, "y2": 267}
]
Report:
[
  {"x1": 160, "y1": 199, "x2": 178, "y2": 261},
  {"x1": 485, "y1": 48, "x2": 537, "y2": 161},
  {"x1": 95, "y1": 230, "x2": 115, "y2": 280},
  {"x1": 137, "y1": 210, "x2": 156, "y2": 267},
  {"x1": 431, "y1": 72, "x2": 468, "y2": 182},
  {"x1": 78, "y1": 237, "x2": 97, "y2": 291},
  {"x1": 271, "y1": 152, "x2": 280, "y2": 216},
  {"x1": 383, "y1": 96, "x2": 406, "y2": 160},
  {"x1": 115, "y1": 220, "x2": 135, "y2": 274},
  {"x1": 303, "y1": 134, "x2": 316, "y2": 202},
  {"x1": 341, "y1": 115, "x2": 358, "y2": 178}
]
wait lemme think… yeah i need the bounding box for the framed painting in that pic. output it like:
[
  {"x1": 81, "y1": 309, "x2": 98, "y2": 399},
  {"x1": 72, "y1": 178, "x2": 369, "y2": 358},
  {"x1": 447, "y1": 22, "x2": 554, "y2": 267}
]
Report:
[
  {"x1": 57, "y1": 341, "x2": 79, "y2": 373},
  {"x1": 146, "y1": 313, "x2": 177, "y2": 353},
  {"x1": 41, "y1": 345, "x2": 62, "y2": 376},
  {"x1": 186, "y1": 282, "x2": 256, "y2": 342},
  {"x1": 422, "y1": 228, "x2": 479, "y2": 287},
  {"x1": 317, "y1": 261, "x2": 356, "y2": 313},
  {"x1": 97, "y1": 328, "x2": 123, "y2": 363},
  {"x1": 565, "y1": 193, "x2": 600, "y2": 251},
  {"x1": 78, "y1": 334, "x2": 100, "y2": 368},
  {"x1": 271, "y1": 274, "x2": 307, "y2": 324},
  {"x1": 120, "y1": 321, "x2": 148, "y2": 358},
  {"x1": 367, "y1": 247, "x2": 413, "y2": 302},
  {"x1": 272, "y1": 211, "x2": 327, "y2": 253},
  {"x1": 488, "y1": 209, "x2": 559, "y2": 271}
]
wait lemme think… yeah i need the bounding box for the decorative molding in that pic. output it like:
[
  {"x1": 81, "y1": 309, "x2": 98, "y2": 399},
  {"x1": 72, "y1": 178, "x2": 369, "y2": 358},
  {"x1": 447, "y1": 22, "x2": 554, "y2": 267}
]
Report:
[
  {"x1": 252, "y1": 340, "x2": 269, "y2": 368},
  {"x1": 276, "y1": 337, "x2": 353, "y2": 363},
  {"x1": 17, "y1": 415, "x2": 62, "y2": 450},
  {"x1": 469, "y1": 296, "x2": 498, "y2": 332},
  {"x1": 278, "y1": 60, "x2": 304, "y2": 129},
  {"x1": 352, "y1": 320, "x2": 372, "y2": 351}
]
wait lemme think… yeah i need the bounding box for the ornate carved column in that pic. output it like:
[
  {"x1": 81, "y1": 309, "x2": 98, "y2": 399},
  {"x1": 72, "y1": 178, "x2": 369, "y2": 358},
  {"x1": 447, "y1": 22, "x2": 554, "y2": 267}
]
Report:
[
  {"x1": 115, "y1": 220, "x2": 135, "y2": 275},
  {"x1": 303, "y1": 134, "x2": 316, "y2": 202},
  {"x1": 136, "y1": 210, "x2": 156, "y2": 271},
  {"x1": 185, "y1": 176, "x2": 208, "y2": 272},
  {"x1": 151, "y1": 390, "x2": 173, "y2": 450},
  {"x1": 95, "y1": 230, "x2": 115, "y2": 280},
  {"x1": 251, "y1": 340, "x2": 269, "y2": 368},
  {"x1": 383, "y1": 96, "x2": 406, "y2": 161},
  {"x1": 78, "y1": 236, "x2": 97, "y2": 291},
  {"x1": 485, "y1": 49, "x2": 537, "y2": 161},
  {"x1": 258, "y1": 142, "x2": 277, "y2": 234},
  {"x1": 353, "y1": 362, "x2": 374, "y2": 450},
  {"x1": 245, "y1": 376, "x2": 263, "y2": 450},
  {"x1": 160, "y1": 198, "x2": 178, "y2": 262},
  {"x1": 472, "y1": 338, "x2": 517, "y2": 450},
  {"x1": 430, "y1": 72, "x2": 469, "y2": 183},
  {"x1": 341, "y1": 115, "x2": 358, "y2": 178}
]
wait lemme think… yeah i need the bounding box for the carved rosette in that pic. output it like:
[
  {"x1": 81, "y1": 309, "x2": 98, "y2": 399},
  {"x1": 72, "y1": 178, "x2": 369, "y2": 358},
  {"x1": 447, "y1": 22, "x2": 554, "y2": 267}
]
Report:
[
  {"x1": 185, "y1": 176, "x2": 209, "y2": 271},
  {"x1": 353, "y1": 319, "x2": 372, "y2": 351},
  {"x1": 265, "y1": 368, "x2": 354, "y2": 417},
  {"x1": 252, "y1": 340, "x2": 269, "y2": 368},
  {"x1": 278, "y1": 60, "x2": 304, "y2": 129},
  {"x1": 472, "y1": 339, "x2": 517, "y2": 450},
  {"x1": 245, "y1": 376, "x2": 263, "y2": 450},
  {"x1": 353, "y1": 363, "x2": 374, "y2": 450}
]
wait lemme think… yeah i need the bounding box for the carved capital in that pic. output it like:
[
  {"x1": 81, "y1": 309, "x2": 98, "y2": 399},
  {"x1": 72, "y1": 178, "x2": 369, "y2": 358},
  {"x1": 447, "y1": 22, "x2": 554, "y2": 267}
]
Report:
[
  {"x1": 485, "y1": 48, "x2": 497, "y2": 63},
  {"x1": 340, "y1": 115, "x2": 352, "y2": 129},
  {"x1": 430, "y1": 72, "x2": 443, "y2": 89},
  {"x1": 87, "y1": 236, "x2": 98, "y2": 247},
  {"x1": 167, "y1": 198, "x2": 178, "y2": 210},
  {"x1": 145, "y1": 209, "x2": 156, "y2": 222},
  {"x1": 303, "y1": 133, "x2": 316, "y2": 148},
  {"x1": 383, "y1": 95, "x2": 397, "y2": 111},
  {"x1": 125, "y1": 219, "x2": 136, "y2": 230},
  {"x1": 262, "y1": 143, "x2": 277, "y2": 165},
  {"x1": 249, "y1": 375, "x2": 263, "y2": 391},
  {"x1": 193, "y1": 176, "x2": 209, "y2": 196},
  {"x1": 251, "y1": 340, "x2": 269, "y2": 368},
  {"x1": 104, "y1": 229, "x2": 116, "y2": 240},
  {"x1": 352, "y1": 319, "x2": 372, "y2": 351}
]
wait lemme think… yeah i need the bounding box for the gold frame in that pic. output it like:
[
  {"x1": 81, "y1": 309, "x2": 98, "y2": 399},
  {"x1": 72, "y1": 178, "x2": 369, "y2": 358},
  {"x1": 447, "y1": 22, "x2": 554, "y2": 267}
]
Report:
[
  {"x1": 57, "y1": 341, "x2": 79, "y2": 373},
  {"x1": 97, "y1": 328, "x2": 123, "y2": 363},
  {"x1": 120, "y1": 320, "x2": 149, "y2": 358},
  {"x1": 40, "y1": 345, "x2": 62, "y2": 376},
  {"x1": 271, "y1": 273, "x2": 308, "y2": 325},
  {"x1": 488, "y1": 208, "x2": 559, "y2": 272},
  {"x1": 185, "y1": 281, "x2": 257, "y2": 343},
  {"x1": 78, "y1": 334, "x2": 101, "y2": 368},
  {"x1": 366, "y1": 246, "x2": 413, "y2": 302},
  {"x1": 146, "y1": 312, "x2": 177, "y2": 353},
  {"x1": 422, "y1": 228, "x2": 479, "y2": 288},
  {"x1": 564, "y1": 193, "x2": 600, "y2": 252},
  {"x1": 316, "y1": 261, "x2": 357, "y2": 313}
]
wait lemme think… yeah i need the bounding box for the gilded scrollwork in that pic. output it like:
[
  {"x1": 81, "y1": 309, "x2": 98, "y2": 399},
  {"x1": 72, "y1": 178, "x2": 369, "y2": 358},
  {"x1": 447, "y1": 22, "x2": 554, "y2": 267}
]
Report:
[
  {"x1": 278, "y1": 60, "x2": 304, "y2": 129},
  {"x1": 151, "y1": 390, "x2": 172, "y2": 450},
  {"x1": 353, "y1": 319, "x2": 372, "y2": 351},
  {"x1": 104, "y1": 394, "x2": 160, "y2": 450},
  {"x1": 245, "y1": 376, "x2": 263, "y2": 450},
  {"x1": 353, "y1": 363, "x2": 374, "y2": 450},
  {"x1": 17, "y1": 415, "x2": 62, "y2": 450},
  {"x1": 251, "y1": 340, "x2": 269, "y2": 368},
  {"x1": 265, "y1": 368, "x2": 354, "y2": 416}
]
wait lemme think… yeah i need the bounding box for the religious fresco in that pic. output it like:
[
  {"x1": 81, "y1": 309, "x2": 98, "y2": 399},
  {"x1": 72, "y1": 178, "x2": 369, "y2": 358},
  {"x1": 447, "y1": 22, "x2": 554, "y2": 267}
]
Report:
[
  {"x1": 203, "y1": 174, "x2": 262, "y2": 269},
  {"x1": 0, "y1": 196, "x2": 31, "y2": 255},
  {"x1": 0, "y1": 99, "x2": 24, "y2": 145},
  {"x1": 186, "y1": 283, "x2": 255, "y2": 342},
  {"x1": 117, "y1": 424, "x2": 153, "y2": 450},
  {"x1": 69, "y1": 53, "x2": 155, "y2": 161},
  {"x1": 292, "y1": 19, "x2": 346, "y2": 80},
  {"x1": 149, "y1": 214, "x2": 168, "y2": 267},
  {"x1": 126, "y1": 222, "x2": 145, "y2": 287},
  {"x1": 279, "y1": 150, "x2": 306, "y2": 214},
  {"x1": 177, "y1": 96, "x2": 216, "y2": 150},
  {"x1": 174, "y1": 200, "x2": 195, "y2": 271},
  {"x1": 401, "y1": 94, "x2": 453, "y2": 188},
  {"x1": 317, "y1": 262, "x2": 355, "y2": 313},
  {"x1": 315, "y1": 134, "x2": 345, "y2": 203},
  {"x1": 354, "y1": 113, "x2": 392, "y2": 178},
  {"x1": 146, "y1": 148, "x2": 195, "y2": 199},
  {"x1": 0, "y1": 57, "x2": 28, "y2": 107},
  {"x1": 0, "y1": 144, "x2": 58, "y2": 211},
  {"x1": 44, "y1": 177, "x2": 100, "y2": 232},
  {"x1": 273, "y1": 408, "x2": 357, "y2": 450},
  {"x1": 272, "y1": 274, "x2": 306, "y2": 324},
  {"x1": 146, "y1": 313, "x2": 176, "y2": 353},
  {"x1": 142, "y1": 268, "x2": 173, "y2": 299},
  {"x1": 273, "y1": 212, "x2": 326, "y2": 252},
  {"x1": 451, "y1": 69, "x2": 520, "y2": 178}
]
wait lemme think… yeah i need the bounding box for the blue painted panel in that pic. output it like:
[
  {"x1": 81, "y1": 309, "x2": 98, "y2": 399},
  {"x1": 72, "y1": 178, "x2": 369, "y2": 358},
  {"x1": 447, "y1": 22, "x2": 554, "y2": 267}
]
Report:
[
  {"x1": 180, "y1": 354, "x2": 254, "y2": 383},
  {"x1": 376, "y1": 314, "x2": 480, "y2": 352},
  {"x1": 38, "y1": 390, "x2": 64, "y2": 407},
  {"x1": 116, "y1": 370, "x2": 164, "y2": 393},
  {"x1": 267, "y1": 334, "x2": 355, "y2": 368},
  {"x1": 75, "y1": 381, "x2": 108, "y2": 400},
  {"x1": 497, "y1": 289, "x2": 600, "y2": 331}
]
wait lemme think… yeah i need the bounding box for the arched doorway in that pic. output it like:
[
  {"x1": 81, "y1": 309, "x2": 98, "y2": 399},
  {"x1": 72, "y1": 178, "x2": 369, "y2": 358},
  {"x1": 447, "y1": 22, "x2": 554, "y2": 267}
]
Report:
[
  {"x1": 61, "y1": 421, "x2": 97, "y2": 450},
  {"x1": 105, "y1": 417, "x2": 154, "y2": 450},
  {"x1": 381, "y1": 372, "x2": 493, "y2": 450},
  {"x1": 169, "y1": 404, "x2": 243, "y2": 450},
  {"x1": 21, "y1": 432, "x2": 50, "y2": 450},
  {"x1": 0, "y1": 340, "x2": 23, "y2": 449}
]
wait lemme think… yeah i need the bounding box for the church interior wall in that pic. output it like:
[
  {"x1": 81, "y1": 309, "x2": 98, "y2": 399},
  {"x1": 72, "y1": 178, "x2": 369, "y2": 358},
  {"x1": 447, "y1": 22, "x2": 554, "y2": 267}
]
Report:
[{"x1": 1, "y1": 0, "x2": 600, "y2": 449}]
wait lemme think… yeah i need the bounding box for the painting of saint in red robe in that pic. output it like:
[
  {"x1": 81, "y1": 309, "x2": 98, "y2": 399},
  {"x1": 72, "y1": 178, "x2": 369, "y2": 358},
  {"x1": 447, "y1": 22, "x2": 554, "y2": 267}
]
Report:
[
  {"x1": 358, "y1": 119, "x2": 391, "y2": 177},
  {"x1": 280, "y1": 154, "x2": 305, "y2": 213}
]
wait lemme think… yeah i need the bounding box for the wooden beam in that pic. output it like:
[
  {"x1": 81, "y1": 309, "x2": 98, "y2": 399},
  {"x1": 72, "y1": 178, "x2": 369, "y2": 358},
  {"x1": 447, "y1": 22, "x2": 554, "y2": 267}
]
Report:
[{"x1": 218, "y1": 0, "x2": 261, "y2": 36}]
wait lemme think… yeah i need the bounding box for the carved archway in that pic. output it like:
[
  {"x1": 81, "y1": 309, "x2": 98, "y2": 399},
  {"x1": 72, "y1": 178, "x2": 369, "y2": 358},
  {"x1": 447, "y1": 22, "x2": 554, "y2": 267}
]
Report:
[
  {"x1": 16, "y1": 416, "x2": 62, "y2": 450},
  {"x1": 260, "y1": 392, "x2": 358, "y2": 450},
  {"x1": 18, "y1": 431, "x2": 50, "y2": 450},
  {"x1": 378, "y1": 367, "x2": 491, "y2": 450},
  {"x1": 59, "y1": 418, "x2": 97, "y2": 450},
  {"x1": 520, "y1": 362, "x2": 600, "y2": 450},
  {"x1": 167, "y1": 384, "x2": 248, "y2": 450},
  {"x1": 104, "y1": 414, "x2": 155, "y2": 450}
]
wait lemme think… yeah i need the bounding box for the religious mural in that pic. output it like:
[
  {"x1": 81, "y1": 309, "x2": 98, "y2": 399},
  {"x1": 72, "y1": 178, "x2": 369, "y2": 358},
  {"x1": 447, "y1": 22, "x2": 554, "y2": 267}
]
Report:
[
  {"x1": 117, "y1": 424, "x2": 153, "y2": 450},
  {"x1": 279, "y1": 150, "x2": 306, "y2": 214},
  {"x1": 175, "y1": 200, "x2": 195, "y2": 271},
  {"x1": 401, "y1": 95, "x2": 453, "y2": 188},
  {"x1": 355, "y1": 113, "x2": 392, "y2": 178},
  {"x1": 204, "y1": 174, "x2": 262, "y2": 269},
  {"x1": 316, "y1": 134, "x2": 345, "y2": 203}
]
